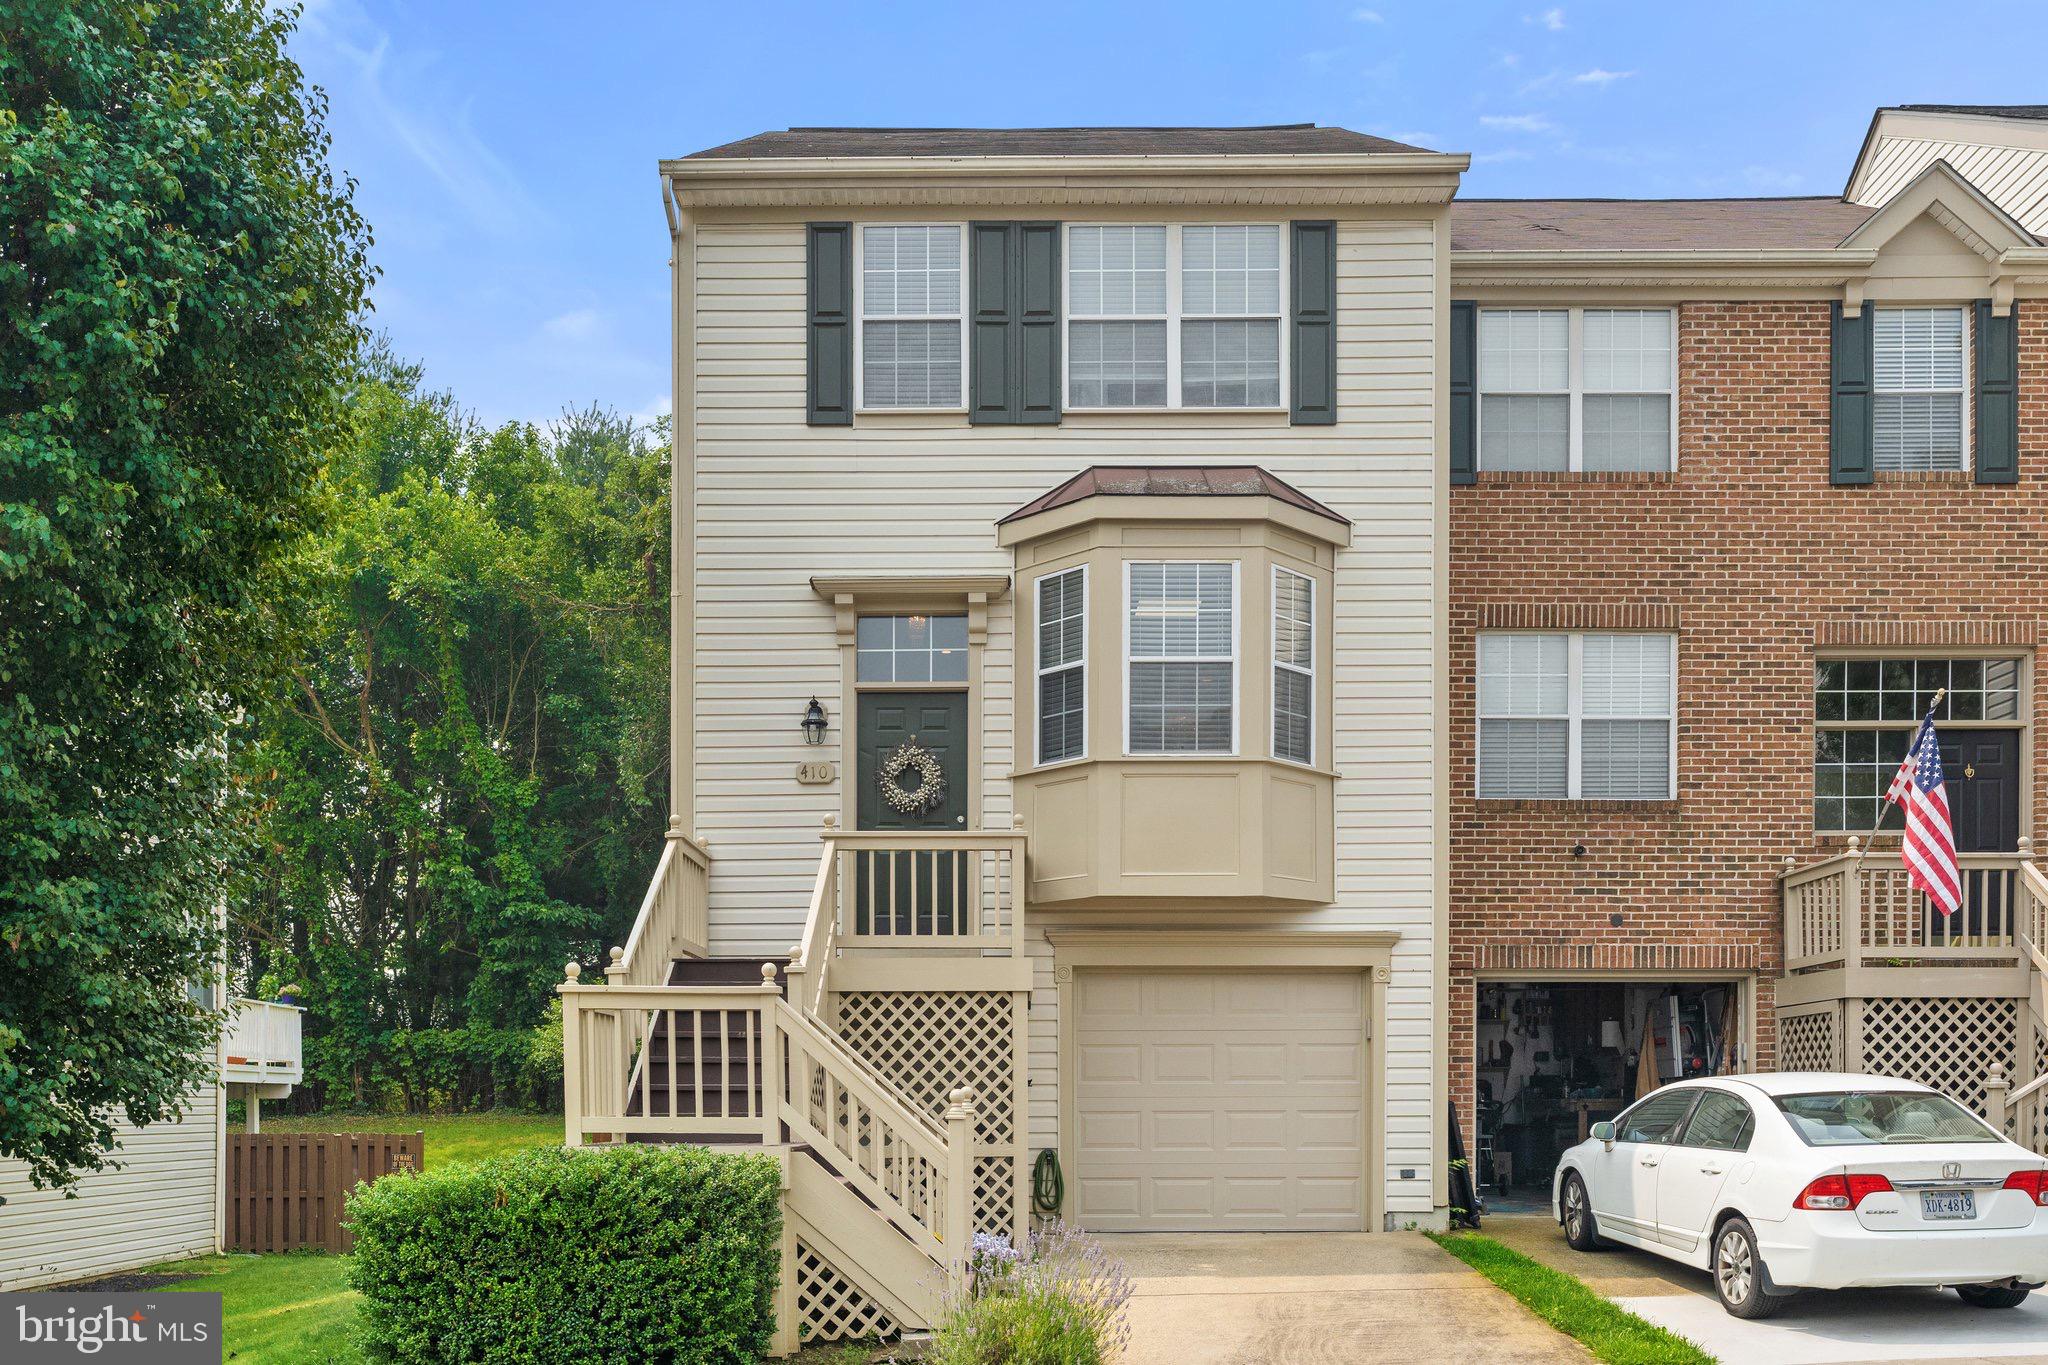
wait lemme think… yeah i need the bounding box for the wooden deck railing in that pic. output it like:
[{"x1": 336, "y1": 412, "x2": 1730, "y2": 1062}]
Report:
[
  {"x1": 223, "y1": 998, "x2": 305, "y2": 1086},
  {"x1": 1782, "y1": 838, "x2": 2044, "y2": 974},
  {"x1": 614, "y1": 828, "x2": 711, "y2": 986},
  {"x1": 558, "y1": 963, "x2": 975, "y2": 1280}
]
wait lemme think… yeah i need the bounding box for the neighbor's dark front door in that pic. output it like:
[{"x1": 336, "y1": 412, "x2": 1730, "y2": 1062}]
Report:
[
  {"x1": 856, "y1": 692, "x2": 969, "y2": 935},
  {"x1": 1939, "y1": 728, "x2": 2020, "y2": 854}
]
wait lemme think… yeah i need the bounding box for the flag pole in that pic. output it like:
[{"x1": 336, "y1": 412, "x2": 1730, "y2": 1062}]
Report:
[{"x1": 1852, "y1": 686, "x2": 1945, "y2": 870}]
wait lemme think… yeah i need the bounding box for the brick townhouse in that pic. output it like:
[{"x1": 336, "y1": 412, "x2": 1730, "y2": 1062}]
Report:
[{"x1": 1448, "y1": 105, "x2": 2048, "y2": 1206}]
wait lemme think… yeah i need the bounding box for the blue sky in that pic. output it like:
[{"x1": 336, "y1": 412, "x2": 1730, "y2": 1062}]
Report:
[{"x1": 289, "y1": 0, "x2": 2048, "y2": 426}]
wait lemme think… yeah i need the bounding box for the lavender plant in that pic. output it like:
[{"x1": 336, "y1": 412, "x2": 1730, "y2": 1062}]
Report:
[{"x1": 934, "y1": 1221, "x2": 1133, "y2": 1364}]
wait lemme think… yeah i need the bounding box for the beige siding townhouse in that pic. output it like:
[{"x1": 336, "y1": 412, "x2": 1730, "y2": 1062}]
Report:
[{"x1": 557, "y1": 124, "x2": 1466, "y2": 1352}]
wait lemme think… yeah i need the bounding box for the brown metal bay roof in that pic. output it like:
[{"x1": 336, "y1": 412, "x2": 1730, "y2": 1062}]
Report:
[
  {"x1": 1451, "y1": 197, "x2": 1879, "y2": 252},
  {"x1": 1000, "y1": 466, "x2": 1349, "y2": 526},
  {"x1": 684, "y1": 124, "x2": 1429, "y2": 160}
]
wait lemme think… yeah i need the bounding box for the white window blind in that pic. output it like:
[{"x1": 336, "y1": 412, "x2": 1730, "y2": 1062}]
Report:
[
  {"x1": 1067, "y1": 224, "x2": 1285, "y2": 409},
  {"x1": 1873, "y1": 306, "x2": 1966, "y2": 472},
  {"x1": 1127, "y1": 562, "x2": 1234, "y2": 754},
  {"x1": 1037, "y1": 568, "x2": 1086, "y2": 765},
  {"x1": 1272, "y1": 568, "x2": 1314, "y2": 765},
  {"x1": 859, "y1": 226, "x2": 964, "y2": 409},
  {"x1": 1478, "y1": 307, "x2": 1675, "y2": 473},
  {"x1": 1478, "y1": 632, "x2": 1675, "y2": 799}
]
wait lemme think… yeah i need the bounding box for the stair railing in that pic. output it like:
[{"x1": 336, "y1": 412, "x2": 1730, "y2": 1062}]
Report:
[{"x1": 616, "y1": 827, "x2": 713, "y2": 987}]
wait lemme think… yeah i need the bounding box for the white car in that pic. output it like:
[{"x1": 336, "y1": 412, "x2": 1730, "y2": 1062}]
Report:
[{"x1": 1552, "y1": 1072, "x2": 2048, "y2": 1318}]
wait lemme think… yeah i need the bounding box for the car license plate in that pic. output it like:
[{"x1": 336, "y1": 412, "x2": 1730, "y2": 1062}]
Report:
[{"x1": 1922, "y1": 1190, "x2": 1976, "y2": 1220}]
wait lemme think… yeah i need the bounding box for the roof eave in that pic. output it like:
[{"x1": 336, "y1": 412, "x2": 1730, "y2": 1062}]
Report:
[
  {"x1": 1451, "y1": 247, "x2": 1879, "y2": 288},
  {"x1": 662, "y1": 151, "x2": 1469, "y2": 177}
]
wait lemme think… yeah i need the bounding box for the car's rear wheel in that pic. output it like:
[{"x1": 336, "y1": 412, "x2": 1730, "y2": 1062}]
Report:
[
  {"x1": 1560, "y1": 1173, "x2": 1604, "y2": 1251},
  {"x1": 1956, "y1": 1284, "x2": 2032, "y2": 1309},
  {"x1": 1713, "y1": 1217, "x2": 1784, "y2": 1319}
]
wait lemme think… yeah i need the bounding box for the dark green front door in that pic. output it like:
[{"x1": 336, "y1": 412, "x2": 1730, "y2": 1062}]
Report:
[{"x1": 856, "y1": 692, "x2": 969, "y2": 935}]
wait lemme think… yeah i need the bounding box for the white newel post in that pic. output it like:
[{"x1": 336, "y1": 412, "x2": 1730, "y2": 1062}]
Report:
[
  {"x1": 760, "y1": 962, "x2": 784, "y2": 1143},
  {"x1": 1988, "y1": 1063, "x2": 2012, "y2": 1133},
  {"x1": 560, "y1": 962, "x2": 584, "y2": 1148},
  {"x1": 945, "y1": 1086, "x2": 978, "y2": 1295}
]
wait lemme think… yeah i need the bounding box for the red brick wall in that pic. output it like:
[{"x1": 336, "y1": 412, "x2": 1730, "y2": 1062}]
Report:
[{"x1": 1449, "y1": 301, "x2": 2048, "y2": 1143}]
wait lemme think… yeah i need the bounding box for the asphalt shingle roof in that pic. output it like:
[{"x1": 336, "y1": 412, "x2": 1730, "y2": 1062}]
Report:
[
  {"x1": 1000, "y1": 466, "x2": 1349, "y2": 526},
  {"x1": 682, "y1": 125, "x2": 1430, "y2": 160},
  {"x1": 1450, "y1": 197, "x2": 1879, "y2": 251}
]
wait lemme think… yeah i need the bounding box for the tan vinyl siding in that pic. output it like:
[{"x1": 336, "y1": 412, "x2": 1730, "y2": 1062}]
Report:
[
  {"x1": 1857, "y1": 134, "x2": 2048, "y2": 236},
  {"x1": 0, "y1": 1084, "x2": 219, "y2": 1289},
  {"x1": 691, "y1": 213, "x2": 1443, "y2": 1216}
]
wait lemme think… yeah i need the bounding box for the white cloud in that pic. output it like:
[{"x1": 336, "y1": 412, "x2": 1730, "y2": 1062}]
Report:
[
  {"x1": 1479, "y1": 113, "x2": 1555, "y2": 133},
  {"x1": 1527, "y1": 7, "x2": 1565, "y2": 30},
  {"x1": 1498, "y1": 51, "x2": 1522, "y2": 68},
  {"x1": 1302, "y1": 48, "x2": 1343, "y2": 69},
  {"x1": 1377, "y1": 129, "x2": 1442, "y2": 147},
  {"x1": 542, "y1": 308, "x2": 603, "y2": 343},
  {"x1": 294, "y1": 0, "x2": 546, "y2": 238},
  {"x1": 629, "y1": 394, "x2": 673, "y2": 427},
  {"x1": 1572, "y1": 67, "x2": 1636, "y2": 86},
  {"x1": 1352, "y1": 7, "x2": 1384, "y2": 21}
]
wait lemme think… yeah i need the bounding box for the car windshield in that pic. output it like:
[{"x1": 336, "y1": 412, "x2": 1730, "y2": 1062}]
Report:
[{"x1": 1775, "y1": 1091, "x2": 1998, "y2": 1146}]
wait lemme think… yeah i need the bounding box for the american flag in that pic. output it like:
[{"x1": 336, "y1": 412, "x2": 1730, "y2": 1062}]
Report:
[{"x1": 1885, "y1": 712, "x2": 1961, "y2": 916}]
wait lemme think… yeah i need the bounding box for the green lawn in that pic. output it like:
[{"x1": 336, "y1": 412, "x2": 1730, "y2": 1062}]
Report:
[
  {"x1": 153, "y1": 1112, "x2": 563, "y2": 1364},
  {"x1": 1428, "y1": 1232, "x2": 1715, "y2": 1365},
  {"x1": 238, "y1": 1109, "x2": 565, "y2": 1168}
]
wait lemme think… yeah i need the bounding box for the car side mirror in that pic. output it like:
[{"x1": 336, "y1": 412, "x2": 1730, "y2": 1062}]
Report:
[{"x1": 1590, "y1": 1121, "x2": 1616, "y2": 1150}]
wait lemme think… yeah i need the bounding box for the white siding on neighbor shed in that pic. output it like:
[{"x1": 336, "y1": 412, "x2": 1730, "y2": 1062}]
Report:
[
  {"x1": 688, "y1": 212, "x2": 1443, "y2": 1216},
  {"x1": 0, "y1": 1084, "x2": 219, "y2": 1289}
]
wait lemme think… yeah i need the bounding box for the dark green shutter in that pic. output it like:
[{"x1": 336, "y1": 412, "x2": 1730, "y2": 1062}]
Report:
[
  {"x1": 1976, "y1": 301, "x2": 2019, "y2": 485},
  {"x1": 1290, "y1": 221, "x2": 1337, "y2": 425},
  {"x1": 970, "y1": 222, "x2": 1061, "y2": 424},
  {"x1": 1450, "y1": 301, "x2": 1476, "y2": 486},
  {"x1": 806, "y1": 223, "x2": 853, "y2": 425},
  {"x1": 1829, "y1": 302, "x2": 1874, "y2": 485}
]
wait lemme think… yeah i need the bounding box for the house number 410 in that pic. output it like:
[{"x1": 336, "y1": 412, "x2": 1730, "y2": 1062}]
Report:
[{"x1": 794, "y1": 761, "x2": 835, "y2": 785}]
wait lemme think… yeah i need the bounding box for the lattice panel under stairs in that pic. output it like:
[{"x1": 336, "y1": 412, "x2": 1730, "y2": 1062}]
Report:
[
  {"x1": 1857, "y1": 996, "x2": 2017, "y2": 1117},
  {"x1": 834, "y1": 990, "x2": 1019, "y2": 1237},
  {"x1": 794, "y1": 1237, "x2": 898, "y2": 1346},
  {"x1": 1777, "y1": 1006, "x2": 1841, "y2": 1073}
]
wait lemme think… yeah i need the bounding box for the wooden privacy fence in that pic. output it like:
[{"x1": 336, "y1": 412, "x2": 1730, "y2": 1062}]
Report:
[{"x1": 226, "y1": 1132, "x2": 425, "y2": 1252}]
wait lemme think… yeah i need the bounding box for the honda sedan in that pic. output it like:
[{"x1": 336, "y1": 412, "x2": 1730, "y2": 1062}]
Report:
[{"x1": 1552, "y1": 1072, "x2": 2048, "y2": 1318}]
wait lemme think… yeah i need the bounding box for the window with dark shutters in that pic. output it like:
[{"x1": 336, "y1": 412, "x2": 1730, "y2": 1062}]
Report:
[
  {"x1": 806, "y1": 223, "x2": 853, "y2": 425},
  {"x1": 1829, "y1": 302, "x2": 1874, "y2": 485},
  {"x1": 1976, "y1": 301, "x2": 2019, "y2": 485},
  {"x1": 1289, "y1": 221, "x2": 1336, "y2": 425},
  {"x1": 1449, "y1": 300, "x2": 1476, "y2": 485},
  {"x1": 969, "y1": 222, "x2": 1061, "y2": 425}
]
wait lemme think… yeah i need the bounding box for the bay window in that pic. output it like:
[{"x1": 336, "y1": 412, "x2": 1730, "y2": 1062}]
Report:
[
  {"x1": 1067, "y1": 224, "x2": 1284, "y2": 410},
  {"x1": 1127, "y1": 562, "x2": 1236, "y2": 753},
  {"x1": 857, "y1": 225, "x2": 965, "y2": 410},
  {"x1": 1036, "y1": 568, "x2": 1086, "y2": 765},
  {"x1": 1478, "y1": 631, "x2": 1676, "y2": 799},
  {"x1": 1272, "y1": 568, "x2": 1314, "y2": 765}
]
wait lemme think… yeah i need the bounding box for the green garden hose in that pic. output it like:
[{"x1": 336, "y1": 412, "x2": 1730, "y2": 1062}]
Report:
[{"x1": 1031, "y1": 1148, "x2": 1064, "y2": 1216}]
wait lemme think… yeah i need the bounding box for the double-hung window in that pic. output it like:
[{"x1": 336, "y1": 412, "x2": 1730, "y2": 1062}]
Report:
[
  {"x1": 1478, "y1": 308, "x2": 1675, "y2": 472},
  {"x1": 1478, "y1": 632, "x2": 1675, "y2": 799},
  {"x1": 1036, "y1": 568, "x2": 1086, "y2": 765},
  {"x1": 1873, "y1": 306, "x2": 1968, "y2": 472},
  {"x1": 857, "y1": 225, "x2": 965, "y2": 409},
  {"x1": 1272, "y1": 568, "x2": 1314, "y2": 765},
  {"x1": 1127, "y1": 562, "x2": 1235, "y2": 753},
  {"x1": 1067, "y1": 224, "x2": 1284, "y2": 410}
]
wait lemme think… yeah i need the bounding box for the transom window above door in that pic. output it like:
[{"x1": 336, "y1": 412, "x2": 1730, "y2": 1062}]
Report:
[
  {"x1": 1066, "y1": 224, "x2": 1284, "y2": 410},
  {"x1": 856, "y1": 615, "x2": 968, "y2": 682},
  {"x1": 1478, "y1": 307, "x2": 1675, "y2": 473},
  {"x1": 1872, "y1": 306, "x2": 1968, "y2": 472},
  {"x1": 857, "y1": 225, "x2": 966, "y2": 410}
]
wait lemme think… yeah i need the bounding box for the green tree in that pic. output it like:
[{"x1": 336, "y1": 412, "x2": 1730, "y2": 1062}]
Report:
[
  {"x1": 237, "y1": 352, "x2": 669, "y2": 1110},
  {"x1": 0, "y1": 1, "x2": 372, "y2": 1188}
]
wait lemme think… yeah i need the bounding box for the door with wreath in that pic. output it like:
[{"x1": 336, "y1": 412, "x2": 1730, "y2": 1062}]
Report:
[{"x1": 855, "y1": 692, "x2": 968, "y2": 936}]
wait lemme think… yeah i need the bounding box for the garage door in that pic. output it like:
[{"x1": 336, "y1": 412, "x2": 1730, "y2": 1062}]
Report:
[{"x1": 1072, "y1": 969, "x2": 1367, "y2": 1231}]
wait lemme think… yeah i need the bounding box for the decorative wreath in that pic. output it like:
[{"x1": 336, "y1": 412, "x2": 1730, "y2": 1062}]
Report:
[{"x1": 878, "y1": 738, "x2": 947, "y2": 817}]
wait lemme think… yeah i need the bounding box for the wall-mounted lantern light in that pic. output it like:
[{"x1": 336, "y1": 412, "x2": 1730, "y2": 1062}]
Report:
[{"x1": 801, "y1": 697, "x2": 828, "y2": 746}]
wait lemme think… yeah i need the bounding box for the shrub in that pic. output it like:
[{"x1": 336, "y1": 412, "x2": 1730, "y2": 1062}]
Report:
[
  {"x1": 931, "y1": 1222, "x2": 1132, "y2": 1365},
  {"x1": 346, "y1": 1144, "x2": 780, "y2": 1364}
]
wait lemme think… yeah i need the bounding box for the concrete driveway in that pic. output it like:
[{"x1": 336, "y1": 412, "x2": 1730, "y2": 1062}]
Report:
[
  {"x1": 1103, "y1": 1231, "x2": 1588, "y2": 1364},
  {"x1": 1489, "y1": 1212, "x2": 2048, "y2": 1363}
]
